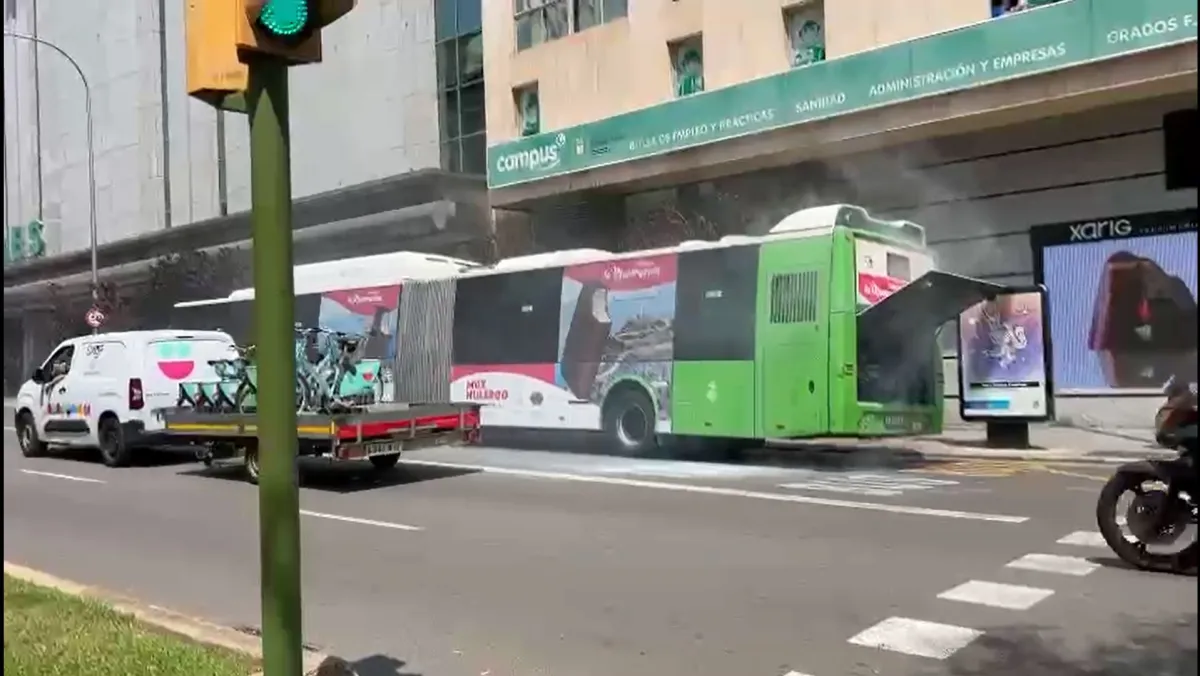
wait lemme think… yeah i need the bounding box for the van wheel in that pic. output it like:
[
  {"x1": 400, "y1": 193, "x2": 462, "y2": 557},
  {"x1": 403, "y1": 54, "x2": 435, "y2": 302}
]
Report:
[
  {"x1": 243, "y1": 446, "x2": 261, "y2": 485},
  {"x1": 16, "y1": 412, "x2": 47, "y2": 458},
  {"x1": 603, "y1": 387, "x2": 658, "y2": 456},
  {"x1": 97, "y1": 415, "x2": 132, "y2": 468}
]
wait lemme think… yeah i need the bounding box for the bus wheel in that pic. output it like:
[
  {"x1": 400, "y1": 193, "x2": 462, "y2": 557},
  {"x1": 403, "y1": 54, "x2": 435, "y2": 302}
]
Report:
[{"x1": 603, "y1": 387, "x2": 657, "y2": 456}]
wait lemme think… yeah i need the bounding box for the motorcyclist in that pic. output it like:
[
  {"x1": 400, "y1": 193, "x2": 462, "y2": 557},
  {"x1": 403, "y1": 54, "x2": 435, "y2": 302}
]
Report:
[{"x1": 1156, "y1": 372, "x2": 1199, "y2": 449}]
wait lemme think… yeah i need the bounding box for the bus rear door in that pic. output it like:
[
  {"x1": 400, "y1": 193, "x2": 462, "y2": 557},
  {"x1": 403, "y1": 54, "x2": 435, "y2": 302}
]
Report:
[{"x1": 756, "y1": 237, "x2": 832, "y2": 438}]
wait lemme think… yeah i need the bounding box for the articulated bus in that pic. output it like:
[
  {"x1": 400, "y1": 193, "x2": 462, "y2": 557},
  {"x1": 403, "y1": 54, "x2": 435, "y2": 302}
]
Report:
[{"x1": 173, "y1": 204, "x2": 1004, "y2": 452}]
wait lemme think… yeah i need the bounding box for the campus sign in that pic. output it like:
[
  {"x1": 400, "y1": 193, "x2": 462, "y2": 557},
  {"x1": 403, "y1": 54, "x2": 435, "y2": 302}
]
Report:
[
  {"x1": 4, "y1": 220, "x2": 48, "y2": 265},
  {"x1": 487, "y1": 0, "x2": 1197, "y2": 188}
]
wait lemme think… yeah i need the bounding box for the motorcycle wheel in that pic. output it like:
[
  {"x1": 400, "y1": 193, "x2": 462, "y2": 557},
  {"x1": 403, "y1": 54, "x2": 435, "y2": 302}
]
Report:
[{"x1": 1096, "y1": 470, "x2": 1198, "y2": 576}]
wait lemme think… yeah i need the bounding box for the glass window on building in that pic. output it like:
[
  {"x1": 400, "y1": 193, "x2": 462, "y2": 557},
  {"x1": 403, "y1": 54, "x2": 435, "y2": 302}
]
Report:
[
  {"x1": 515, "y1": 0, "x2": 570, "y2": 50},
  {"x1": 516, "y1": 0, "x2": 627, "y2": 51},
  {"x1": 574, "y1": 0, "x2": 628, "y2": 31},
  {"x1": 514, "y1": 84, "x2": 541, "y2": 137},
  {"x1": 784, "y1": 4, "x2": 825, "y2": 69},
  {"x1": 436, "y1": 0, "x2": 486, "y2": 174},
  {"x1": 992, "y1": 0, "x2": 1064, "y2": 18},
  {"x1": 669, "y1": 36, "x2": 705, "y2": 98}
]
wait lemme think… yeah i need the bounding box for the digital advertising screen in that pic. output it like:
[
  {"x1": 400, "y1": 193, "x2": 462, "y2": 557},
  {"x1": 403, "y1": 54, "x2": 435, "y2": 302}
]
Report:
[
  {"x1": 957, "y1": 287, "x2": 1053, "y2": 421},
  {"x1": 1030, "y1": 209, "x2": 1197, "y2": 394}
]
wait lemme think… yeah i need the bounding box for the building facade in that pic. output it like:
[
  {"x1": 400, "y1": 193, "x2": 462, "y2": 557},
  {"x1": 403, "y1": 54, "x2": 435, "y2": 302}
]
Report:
[
  {"x1": 482, "y1": 0, "x2": 1198, "y2": 427},
  {"x1": 3, "y1": 0, "x2": 497, "y2": 394},
  {"x1": 4, "y1": 0, "x2": 443, "y2": 257}
]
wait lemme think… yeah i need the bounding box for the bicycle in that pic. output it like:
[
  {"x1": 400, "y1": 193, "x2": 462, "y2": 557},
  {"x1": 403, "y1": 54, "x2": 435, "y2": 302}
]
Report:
[
  {"x1": 178, "y1": 379, "x2": 220, "y2": 412},
  {"x1": 294, "y1": 326, "x2": 369, "y2": 413},
  {"x1": 207, "y1": 344, "x2": 257, "y2": 412}
]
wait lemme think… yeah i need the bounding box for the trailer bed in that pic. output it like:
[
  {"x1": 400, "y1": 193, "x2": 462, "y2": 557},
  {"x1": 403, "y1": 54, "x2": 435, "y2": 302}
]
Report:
[{"x1": 160, "y1": 403, "x2": 478, "y2": 442}]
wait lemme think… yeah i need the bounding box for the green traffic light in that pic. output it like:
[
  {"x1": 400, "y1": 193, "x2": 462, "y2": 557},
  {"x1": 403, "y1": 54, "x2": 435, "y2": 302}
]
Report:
[{"x1": 258, "y1": 0, "x2": 311, "y2": 37}]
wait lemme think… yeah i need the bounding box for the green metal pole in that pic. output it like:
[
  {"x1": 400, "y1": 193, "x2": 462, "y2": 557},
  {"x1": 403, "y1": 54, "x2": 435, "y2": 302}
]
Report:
[{"x1": 245, "y1": 56, "x2": 303, "y2": 676}]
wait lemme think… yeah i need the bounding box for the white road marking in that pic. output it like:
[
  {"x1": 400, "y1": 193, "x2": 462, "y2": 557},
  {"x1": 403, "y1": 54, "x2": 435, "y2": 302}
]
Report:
[
  {"x1": 4, "y1": 426, "x2": 16, "y2": 432},
  {"x1": 780, "y1": 473, "x2": 958, "y2": 497},
  {"x1": 1057, "y1": 531, "x2": 1109, "y2": 548},
  {"x1": 399, "y1": 459, "x2": 1029, "y2": 523},
  {"x1": 937, "y1": 580, "x2": 1055, "y2": 611},
  {"x1": 299, "y1": 510, "x2": 423, "y2": 532},
  {"x1": 1006, "y1": 553, "x2": 1099, "y2": 576},
  {"x1": 848, "y1": 616, "x2": 983, "y2": 659},
  {"x1": 782, "y1": 671, "x2": 815, "y2": 676},
  {"x1": 780, "y1": 482, "x2": 904, "y2": 497},
  {"x1": 591, "y1": 459, "x2": 788, "y2": 480},
  {"x1": 18, "y1": 469, "x2": 105, "y2": 484}
]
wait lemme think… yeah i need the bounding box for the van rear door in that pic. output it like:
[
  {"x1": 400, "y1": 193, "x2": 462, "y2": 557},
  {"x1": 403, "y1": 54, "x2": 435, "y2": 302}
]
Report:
[{"x1": 141, "y1": 334, "x2": 238, "y2": 422}]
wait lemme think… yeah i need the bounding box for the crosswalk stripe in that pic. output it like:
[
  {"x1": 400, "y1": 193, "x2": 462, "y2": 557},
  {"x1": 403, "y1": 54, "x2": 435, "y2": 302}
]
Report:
[
  {"x1": 1006, "y1": 553, "x2": 1100, "y2": 576},
  {"x1": 1056, "y1": 531, "x2": 1108, "y2": 548},
  {"x1": 848, "y1": 616, "x2": 983, "y2": 659},
  {"x1": 937, "y1": 580, "x2": 1056, "y2": 610}
]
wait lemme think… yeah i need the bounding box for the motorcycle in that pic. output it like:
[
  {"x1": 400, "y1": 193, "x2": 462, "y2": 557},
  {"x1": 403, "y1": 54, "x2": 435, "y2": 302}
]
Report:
[{"x1": 1095, "y1": 377, "x2": 1198, "y2": 575}]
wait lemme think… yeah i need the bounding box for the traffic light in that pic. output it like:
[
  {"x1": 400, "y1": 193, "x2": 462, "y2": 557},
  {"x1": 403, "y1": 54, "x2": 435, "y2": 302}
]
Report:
[
  {"x1": 186, "y1": 0, "x2": 248, "y2": 104},
  {"x1": 186, "y1": 0, "x2": 356, "y2": 104},
  {"x1": 236, "y1": 0, "x2": 356, "y2": 65}
]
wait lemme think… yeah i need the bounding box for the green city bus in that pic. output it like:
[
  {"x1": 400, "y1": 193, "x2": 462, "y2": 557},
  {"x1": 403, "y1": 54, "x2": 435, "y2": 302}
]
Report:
[
  {"x1": 439, "y1": 203, "x2": 1003, "y2": 453},
  {"x1": 174, "y1": 204, "x2": 1004, "y2": 454}
]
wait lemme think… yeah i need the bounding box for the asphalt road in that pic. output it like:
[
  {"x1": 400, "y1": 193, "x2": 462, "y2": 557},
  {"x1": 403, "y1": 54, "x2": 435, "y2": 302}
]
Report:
[{"x1": 4, "y1": 431, "x2": 1196, "y2": 676}]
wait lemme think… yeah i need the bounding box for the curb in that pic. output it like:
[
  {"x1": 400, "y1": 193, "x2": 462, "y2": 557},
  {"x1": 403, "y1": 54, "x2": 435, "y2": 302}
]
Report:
[
  {"x1": 756, "y1": 443, "x2": 1174, "y2": 466},
  {"x1": 3, "y1": 562, "x2": 349, "y2": 676},
  {"x1": 906, "y1": 451, "x2": 1162, "y2": 465}
]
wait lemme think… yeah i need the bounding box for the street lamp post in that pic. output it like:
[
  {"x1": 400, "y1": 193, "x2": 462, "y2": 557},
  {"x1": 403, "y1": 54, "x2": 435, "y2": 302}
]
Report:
[{"x1": 3, "y1": 31, "x2": 99, "y2": 315}]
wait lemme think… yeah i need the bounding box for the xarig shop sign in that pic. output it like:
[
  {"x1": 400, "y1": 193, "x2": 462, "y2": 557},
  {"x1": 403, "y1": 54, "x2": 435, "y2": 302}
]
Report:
[
  {"x1": 1030, "y1": 209, "x2": 1198, "y2": 393},
  {"x1": 1067, "y1": 218, "x2": 1133, "y2": 242}
]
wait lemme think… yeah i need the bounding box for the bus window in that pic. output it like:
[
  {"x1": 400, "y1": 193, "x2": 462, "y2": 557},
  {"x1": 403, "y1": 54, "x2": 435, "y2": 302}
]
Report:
[
  {"x1": 886, "y1": 252, "x2": 911, "y2": 281},
  {"x1": 170, "y1": 300, "x2": 255, "y2": 344}
]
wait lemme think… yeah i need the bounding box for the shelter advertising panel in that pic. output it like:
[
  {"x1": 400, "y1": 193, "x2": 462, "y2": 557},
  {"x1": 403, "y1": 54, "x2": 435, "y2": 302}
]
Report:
[{"x1": 957, "y1": 286, "x2": 1054, "y2": 421}]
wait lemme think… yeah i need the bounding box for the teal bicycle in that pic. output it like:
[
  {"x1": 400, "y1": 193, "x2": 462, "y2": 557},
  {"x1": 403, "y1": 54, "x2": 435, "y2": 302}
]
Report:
[
  {"x1": 294, "y1": 325, "x2": 372, "y2": 413},
  {"x1": 177, "y1": 344, "x2": 256, "y2": 412},
  {"x1": 208, "y1": 344, "x2": 257, "y2": 412}
]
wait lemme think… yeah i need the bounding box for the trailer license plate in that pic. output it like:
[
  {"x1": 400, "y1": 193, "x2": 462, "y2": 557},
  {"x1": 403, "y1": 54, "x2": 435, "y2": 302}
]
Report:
[{"x1": 365, "y1": 440, "x2": 400, "y2": 457}]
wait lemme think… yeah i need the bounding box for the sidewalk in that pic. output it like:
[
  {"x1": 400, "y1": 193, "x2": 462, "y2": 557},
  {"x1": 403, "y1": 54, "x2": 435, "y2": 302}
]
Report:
[{"x1": 766, "y1": 423, "x2": 1175, "y2": 465}]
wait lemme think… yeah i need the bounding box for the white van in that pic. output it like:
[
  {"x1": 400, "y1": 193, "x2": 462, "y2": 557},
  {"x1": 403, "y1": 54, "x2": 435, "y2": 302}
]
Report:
[{"x1": 13, "y1": 329, "x2": 238, "y2": 467}]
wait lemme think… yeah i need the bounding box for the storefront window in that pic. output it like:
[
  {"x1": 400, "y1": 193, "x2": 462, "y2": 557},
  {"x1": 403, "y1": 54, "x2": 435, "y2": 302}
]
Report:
[{"x1": 1029, "y1": 211, "x2": 1198, "y2": 392}]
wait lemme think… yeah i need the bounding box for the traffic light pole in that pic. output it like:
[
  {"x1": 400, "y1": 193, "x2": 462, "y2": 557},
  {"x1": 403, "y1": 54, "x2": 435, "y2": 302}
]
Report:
[{"x1": 245, "y1": 55, "x2": 304, "y2": 676}]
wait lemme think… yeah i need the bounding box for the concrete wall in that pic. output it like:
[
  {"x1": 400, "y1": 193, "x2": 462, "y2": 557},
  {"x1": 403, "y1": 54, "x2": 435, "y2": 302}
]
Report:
[
  {"x1": 483, "y1": 0, "x2": 989, "y2": 142},
  {"x1": 3, "y1": 0, "x2": 440, "y2": 257}
]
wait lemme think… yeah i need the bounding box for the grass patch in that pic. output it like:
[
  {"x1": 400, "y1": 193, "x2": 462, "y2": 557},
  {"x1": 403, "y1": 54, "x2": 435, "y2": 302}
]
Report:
[{"x1": 4, "y1": 574, "x2": 256, "y2": 676}]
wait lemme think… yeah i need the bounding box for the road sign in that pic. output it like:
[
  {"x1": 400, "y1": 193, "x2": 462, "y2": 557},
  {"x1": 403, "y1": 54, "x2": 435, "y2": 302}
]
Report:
[{"x1": 85, "y1": 307, "x2": 106, "y2": 328}]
